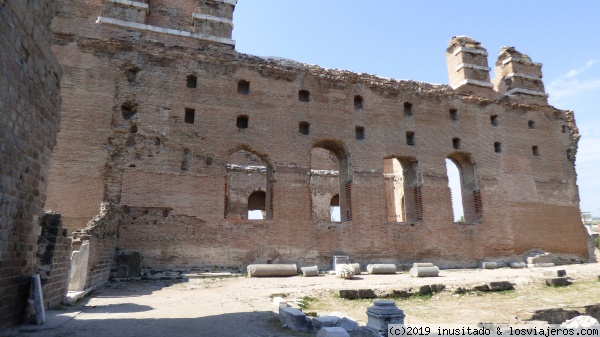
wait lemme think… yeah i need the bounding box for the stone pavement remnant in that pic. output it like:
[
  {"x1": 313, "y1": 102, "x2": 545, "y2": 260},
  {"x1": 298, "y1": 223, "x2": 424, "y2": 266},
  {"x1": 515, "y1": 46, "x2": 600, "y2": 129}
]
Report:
[
  {"x1": 247, "y1": 264, "x2": 297, "y2": 277},
  {"x1": 301, "y1": 265, "x2": 320, "y2": 277},
  {"x1": 366, "y1": 264, "x2": 397, "y2": 274},
  {"x1": 279, "y1": 306, "x2": 315, "y2": 333}
]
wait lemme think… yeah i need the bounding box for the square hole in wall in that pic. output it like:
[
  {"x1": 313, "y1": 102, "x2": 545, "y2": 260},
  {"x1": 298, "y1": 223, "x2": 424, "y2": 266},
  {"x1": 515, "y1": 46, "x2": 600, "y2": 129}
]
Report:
[
  {"x1": 406, "y1": 131, "x2": 415, "y2": 146},
  {"x1": 562, "y1": 125, "x2": 568, "y2": 133},
  {"x1": 404, "y1": 102, "x2": 413, "y2": 116},
  {"x1": 238, "y1": 80, "x2": 250, "y2": 95},
  {"x1": 187, "y1": 75, "x2": 197, "y2": 88},
  {"x1": 184, "y1": 108, "x2": 195, "y2": 124},
  {"x1": 528, "y1": 120, "x2": 536, "y2": 129},
  {"x1": 449, "y1": 109, "x2": 458, "y2": 121},
  {"x1": 355, "y1": 126, "x2": 365, "y2": 140},
  {"x1": 532, "y1": 145, "x2": 539, "y2": 156},
  {"x1": 299, "y1": 90, "x2": 310, "y2": 102},
  {"x1": 494, "y1": 142, "x2": 502, "y2": 153},
  {"x1": 237, "y1": 115, "x2": 249, "y2": 129},
  {"x1": 490, "y1": 115, "x2": 498, "y2": 126},
  {"x1": 299, "y1": 121, "x2": 310, "y2": 135},
  {"x1": 354, "y1": 95, "x2": 364, "y2": 110},
  {"x1": 452, "y1": 137, "x2": 461, "y2": 149}
]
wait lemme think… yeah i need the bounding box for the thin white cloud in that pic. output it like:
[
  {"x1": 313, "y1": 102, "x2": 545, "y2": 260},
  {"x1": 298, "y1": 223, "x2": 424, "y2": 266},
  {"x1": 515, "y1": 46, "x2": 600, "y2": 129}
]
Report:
[{"x1": 547, "y1": 59, "x2": 600, "y2": 102}]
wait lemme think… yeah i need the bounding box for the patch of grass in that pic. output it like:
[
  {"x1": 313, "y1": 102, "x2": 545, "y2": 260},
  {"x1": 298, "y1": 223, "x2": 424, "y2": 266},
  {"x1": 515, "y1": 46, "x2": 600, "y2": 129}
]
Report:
[
  {"x1": 298, "y1": 296, "x2": 317, "y2": 309},
  {"x1": 415, "y1": 293, "x2": 432, "y2": 300}
]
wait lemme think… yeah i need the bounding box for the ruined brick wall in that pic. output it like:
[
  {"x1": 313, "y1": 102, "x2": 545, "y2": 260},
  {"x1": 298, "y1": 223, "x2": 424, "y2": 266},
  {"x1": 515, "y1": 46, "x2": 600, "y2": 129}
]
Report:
[
  {"x1": 47, "y1": 0, "x2": 588, "y2": 271},
  {"x1": 0, "y1": 0, "x2": 62, "y2": 328},
  {"x1": 71, "y1": 202, "x2": 119, "y2": 289},
  {"x1": 36, "y1": 212, "x2": 72, "y2": 309}
]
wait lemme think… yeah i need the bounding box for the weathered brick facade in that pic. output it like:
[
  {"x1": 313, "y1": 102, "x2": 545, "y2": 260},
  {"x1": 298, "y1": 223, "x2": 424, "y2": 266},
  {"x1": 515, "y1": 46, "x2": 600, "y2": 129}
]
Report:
[
  {"x1": 46, "y1": 0, "x2": 588, "y2": 272},
  {"x1": 0, "y1": 0, "x2": 62, "y2": 328}
]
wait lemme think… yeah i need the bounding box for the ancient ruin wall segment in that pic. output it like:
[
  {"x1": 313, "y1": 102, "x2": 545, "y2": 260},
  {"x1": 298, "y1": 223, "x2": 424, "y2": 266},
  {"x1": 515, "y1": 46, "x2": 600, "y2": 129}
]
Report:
[{"x1": 46, "y1": 0, "x2": 588, "y2": 269}]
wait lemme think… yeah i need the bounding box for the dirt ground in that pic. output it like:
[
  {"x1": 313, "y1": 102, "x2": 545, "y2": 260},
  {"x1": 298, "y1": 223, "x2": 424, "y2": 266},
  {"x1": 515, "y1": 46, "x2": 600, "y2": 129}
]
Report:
[{"x1": 3, "y1": 264, "x2": 600, "y2": 337}]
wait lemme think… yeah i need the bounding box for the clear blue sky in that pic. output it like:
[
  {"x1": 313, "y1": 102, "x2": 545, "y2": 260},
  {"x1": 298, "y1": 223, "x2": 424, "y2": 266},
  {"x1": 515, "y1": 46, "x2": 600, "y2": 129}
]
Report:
[{"x1": 232, "y1": 1, "x2": 600, "y2": 217}]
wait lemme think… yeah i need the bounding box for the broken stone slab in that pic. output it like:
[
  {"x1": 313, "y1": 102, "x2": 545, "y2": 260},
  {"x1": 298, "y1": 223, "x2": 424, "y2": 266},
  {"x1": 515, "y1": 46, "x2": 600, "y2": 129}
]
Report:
[
  {"x1": 545, "y1": 277, "x2": 571, "y2": 287},
  {"x1": 487, "y1": 281, "x2": 514, "y2": 291},
  {"x1": 543, "y1": 269, "x2": 567, "y2": 277},
  {"x1": 478, "y1": 261, "x2": 498, "y2": 269},
  {"x1": 509, "y1": 261, "x2": 527, "y2": 269},
  {"x1": 301, "y1": 265, "x2": 319, "y2": 277},
  {"x1": 312, "y1": 316, "x2": 341, "y2": 329},
  {"x1": 413, "y1": 262, "x2": 434, "y2": 268},
  {"x1": 365, "y1": 300, "x2": 405, "y2": 335},
  {"x1": 247, "y1": 264, "x2": 297, "y2": 277},
  {"x1": 317, "y1": 327, "x2": 350, "y2": 337},
  {"x1": 279, "y1": 306, "x2": 315, "y2": 333},
  {"x1": 340, "y1": 317, "x2": 359, "y2": 333},
  {"x1": 336, "y1": 264, "x2": 355, "y2": 279},
  {"x1": 409, "y1": 266, "x2": 439, "y2": 277},
  {"x1": 473, "y1": 284, "x2": 490, "y2": 292},
  {"x1": 366, "y1": 264, "x2": 397, "y2": 274}
]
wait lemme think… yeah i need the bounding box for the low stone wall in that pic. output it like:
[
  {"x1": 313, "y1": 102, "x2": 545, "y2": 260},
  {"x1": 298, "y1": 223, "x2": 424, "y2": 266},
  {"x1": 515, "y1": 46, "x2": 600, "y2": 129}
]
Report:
[{"x1": 36, "y1": 212, "x2": 72, "y2": 309}]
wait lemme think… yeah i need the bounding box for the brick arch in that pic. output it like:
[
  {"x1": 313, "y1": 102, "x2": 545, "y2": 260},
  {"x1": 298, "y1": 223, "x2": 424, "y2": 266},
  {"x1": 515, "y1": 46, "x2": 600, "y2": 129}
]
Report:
[
  {"x1": 446, "y1": 151, "x2": 482, "y2": 224},
  {"x1": 383, "y1": 156, "x2": 423, "y2": 223}
]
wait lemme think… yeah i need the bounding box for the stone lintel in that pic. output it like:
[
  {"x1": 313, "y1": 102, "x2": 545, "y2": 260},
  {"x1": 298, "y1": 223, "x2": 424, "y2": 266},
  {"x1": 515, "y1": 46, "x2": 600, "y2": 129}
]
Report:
[
  {"x1": 504, "y1": 72, "x2": 542, "y2": 80},
  {"x1": 105, "y1": 0, "x2": 149, "y2": 10},
  {"x1": 96, "y1": 16, "x2": 236, "y2": 46},
  {"x1": 452, "y1": 46, "x2": 488, "y2": 56},
  {"x1": 454, "y1": 79, "x2": 494, "y2": 89},
  {"x1": 192, "y1": 13, "x2": 234, "y2": 27},
  {"x1": 501, "y1": 57, "x2": 543, "y2": 67},
  {"x1": 455, "y1": 63, "x2": 491, "y2": 72},
  {"x1": 505, "y1": 88, "x2": 549, "y2": 97}
]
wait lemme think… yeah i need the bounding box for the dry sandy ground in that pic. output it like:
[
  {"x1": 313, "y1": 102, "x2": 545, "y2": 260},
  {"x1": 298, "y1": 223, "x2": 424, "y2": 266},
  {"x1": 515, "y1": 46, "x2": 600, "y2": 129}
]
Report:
[{"x1": 3, "y1": 264, "x2": 600, "y2": 337}]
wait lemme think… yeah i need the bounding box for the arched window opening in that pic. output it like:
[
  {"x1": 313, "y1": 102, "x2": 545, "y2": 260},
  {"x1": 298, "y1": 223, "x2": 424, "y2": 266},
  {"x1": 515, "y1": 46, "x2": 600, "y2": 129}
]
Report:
[
  {"x1": 330, "y1": 194, "x2": 340, "y2": 222},
  {"x1": 226, "y1": 149, "x2": 272, "y2": 220},
  {"x1": 384, "y1": 157, "x2": 422, "y2": 223},
  {"x1": 446, "y1": 153, "x2": 482, "y2": 224},
  {"x1": 310, "y1": 141, "x2": 351, "y2": 222},
  {"x1": 248, "y1": 191, "x2": 266, "y2": 220}
]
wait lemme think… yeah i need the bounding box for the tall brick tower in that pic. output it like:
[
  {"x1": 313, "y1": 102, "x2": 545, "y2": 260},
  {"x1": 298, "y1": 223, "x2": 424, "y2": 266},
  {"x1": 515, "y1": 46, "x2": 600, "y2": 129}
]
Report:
[
  {"x1": 492, "y1": 46, "x2": 548, "y2": 105},
  {"x1": 445, "y1": 36, "x2": 494, "y2": 96},
  {"x1": 98, "y1": 0, "x2": 237, "y2": 46}
]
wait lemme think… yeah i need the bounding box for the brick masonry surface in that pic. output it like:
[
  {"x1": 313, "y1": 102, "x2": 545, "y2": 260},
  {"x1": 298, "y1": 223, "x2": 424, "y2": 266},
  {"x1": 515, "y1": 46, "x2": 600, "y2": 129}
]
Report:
[
  {"x1": 0, "y1": 0, "x2": 62, "y2": 328},
  {"x1": 46, "y1": 0, "x2": 588, "y2": 271}
]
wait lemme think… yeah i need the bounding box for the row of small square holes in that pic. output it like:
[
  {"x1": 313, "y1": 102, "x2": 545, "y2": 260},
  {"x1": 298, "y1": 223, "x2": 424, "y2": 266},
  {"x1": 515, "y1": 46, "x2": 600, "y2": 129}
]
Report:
[{"x1": 188, "y1": 76, "x2": 570, "y2": 133}]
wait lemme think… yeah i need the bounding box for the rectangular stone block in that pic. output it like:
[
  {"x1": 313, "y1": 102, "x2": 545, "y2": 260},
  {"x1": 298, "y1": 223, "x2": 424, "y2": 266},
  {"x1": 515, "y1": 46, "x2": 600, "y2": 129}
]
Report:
[
  {"x1": 279, "y1": 306, "x2": 314, "y2": 333},
  {"x1": 543, "y1": 270, "x2": 567, "y2": 277}
]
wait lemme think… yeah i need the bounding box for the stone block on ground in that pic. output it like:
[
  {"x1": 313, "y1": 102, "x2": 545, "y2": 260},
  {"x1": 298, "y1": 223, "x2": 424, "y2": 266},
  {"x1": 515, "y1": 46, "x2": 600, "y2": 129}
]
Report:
[
  {"x1": 391, "y1": 289, "x2": 413, "y2": 298},
  {"x1": 279, "y1": 306, "x2": 315, "y2": 333},
  {"x1": 365, "y1": 300, "x2": 405, "y2": 334},
  {"x1": 301, "y1": 265, "x2": 319, "y2": 277},
  {"x1": 350, "y1": 327, "x2": 383, "y2": 337},
  {"x1": 546, "y1": 277, "x2": 571, "y2": 287},
  {"x1": 561, "y1": 315, "x2": 600, "y2": 328},
  {"x1": 336, "y1": 264, "x2": 356, "y2": 279},
  {"x1": 366, "y1": 264, "x2": 397, "y2": 274},
  {"x1": 409, "y1": 266, "x2": 439, "y2": 277},
  {"x1": 533, "y1": 263, "x2": 556, "y2": 268},
  {"x1": 357, "y1": 289, "x2": 376, "y2": 299},
  {"x1": 247, "y1": 264, "x2": 297, "y2": 277},
  {"x1": 543, "y1": 269, "x2": 567, "y2": 277},
  {"x1": 317, "y1": 327, "x2": 350, "y2": 337},
  {"x1": 509, "y1": 261, "x2": 527, "y2": 269},
  {"x1": 487, "y1": 281, "x2": 514, "y2": 291},
  {"x1": 430, "y1": 284, "x2": 446, "y2": 292},
  {"x1": 418, "y1": 285, "x2": 432, "y2": 295},
  {"x1": 339, "y1": 289, "x2": 358, "y2": 299},
  {"x1": 313, "y1": 316, "x2": 341, "y2": 329},
  {"x1": 340, "y1": 317, "x2": 359, "y2": 333},
  {"x1": 273, "y1": 296, "x2": 288, "y2": 307},
  {"x1": 478, "y1": 261, "x2": 498, "y2": 269},
  {"x1": 473, "y1": 284, "x2": 490, "y2": 292},
  {"x1": 413, "y1": 262, "x2": 434, "y2": 268}
]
